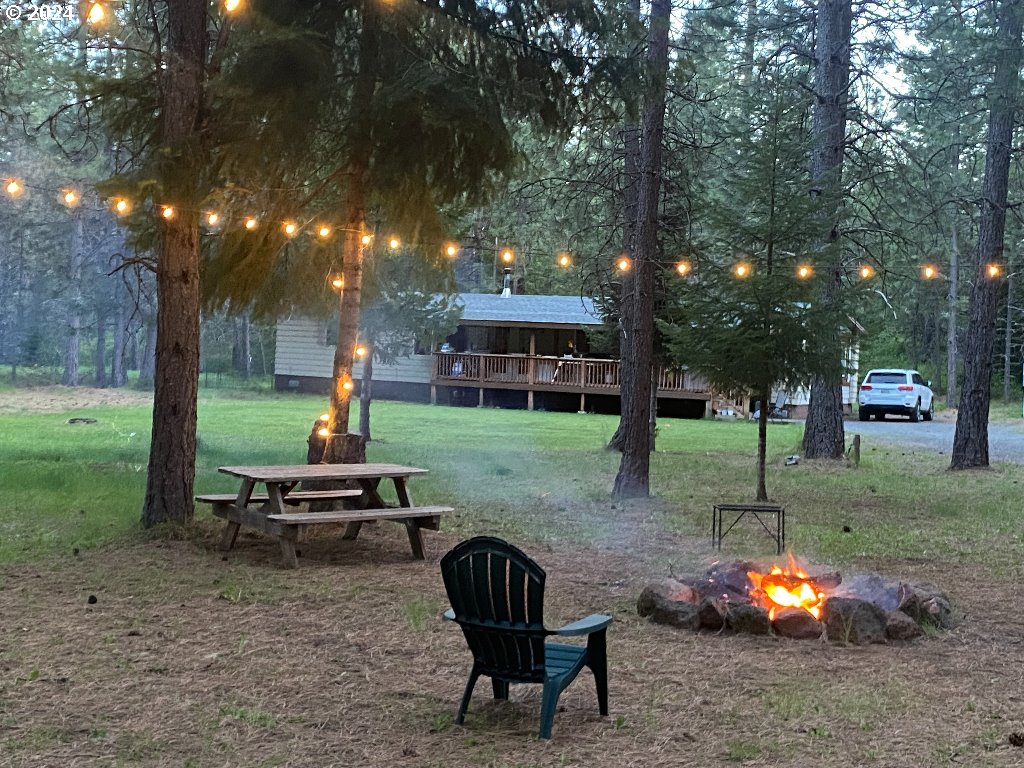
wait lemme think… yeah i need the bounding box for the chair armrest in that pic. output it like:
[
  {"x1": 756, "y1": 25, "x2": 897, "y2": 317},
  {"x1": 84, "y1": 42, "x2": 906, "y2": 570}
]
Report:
[
  {"x1": 442, "y1": 608, "x2": 456, "y2": 622},
  {"x1": 552, "y1": 613, "x2": 612, "y2": 636}
]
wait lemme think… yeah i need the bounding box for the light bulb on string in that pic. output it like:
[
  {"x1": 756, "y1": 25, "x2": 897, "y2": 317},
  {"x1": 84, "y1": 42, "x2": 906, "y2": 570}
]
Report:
[
  {"x1": 858, "y1": 264, "x2": 875, "y2": 280},
  {"x1": 244, "y1": 216, "x2": 258, "y2": 231},
  {"x1": 445, "y1": 243, "x2": 459, "y2": 258},
  {"x1": 61, "y1": 189, "x2": 80, "y2": 208},
  {"x1": 317, "y1": 225, "x2": 332, "y2": 240},
  {"x1": 388, "y1": 237, "x2": 400, "y2": 250},
  {"x1": 318, "y1": 412, "x2": 330, "y2": 422},
  {"x1": 282, "y1": 221, "x2": 298, "y2": 238},
  {"x1": 986, "y1": 263, "x2": 1003, "y2": 279},
  {"x1": 342, "y1": 379, "x2": 354, "y2": 392},
  {"x1": 4, "y1": 179, "x2": 24, "y2": 199},
  {"x1": 317, "y1": 426, "x2": 330, "y2": 438},
  {"x1": 615, "y1": 256, "x2": 631, "y2": 272},
  {"x1": 558, "y1": 252, "x2": 572, "y2": 268},
  {"x1": 921, "y1": 264, "x2": 938, "y2": 280},
  {"x1": 205, "y1": 211, "x2": 220, "y2": 228},
  {"x1": 330, "y1": 275, "x2": 344, "y2": 290},
  {"x1": 224, "y1": 0, "x2": 243, "y2": 12},
  {"x1": 796, "y1": 264, "x2": 813, "y2": 280},
  {"x1": 733, "y1": 261, "x2": 752, "y2": 279},
  {"x1": 161, "y1": 205, "x2": 175, "y2": 220},
  {"x1": 112, "y1": 197, "x2": 131, "y2": 216},
  {"x1": 675, "y1": 261, "x2": 691, "y2": 276},
  {"x1": 360, "y1": 233, "x2": 373, "y2": 246},
  {"x1": 354, "y1": 345, "x2": 367, "y2": 358},
  {"x1": 86, "y1": 2, "x2": 106, "y2": 25}
]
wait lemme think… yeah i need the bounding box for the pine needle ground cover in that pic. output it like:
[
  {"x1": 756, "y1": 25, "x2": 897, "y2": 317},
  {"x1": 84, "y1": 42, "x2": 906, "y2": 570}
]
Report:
[{"x1": 1, "y1": 390, "x2": 1023, "y2": 766}]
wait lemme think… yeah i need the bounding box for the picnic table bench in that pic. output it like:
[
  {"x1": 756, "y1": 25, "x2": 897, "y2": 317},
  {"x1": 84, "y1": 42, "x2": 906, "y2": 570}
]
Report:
[{"x1": 196, "y1": 463, "x2": 454, "y2": 568}]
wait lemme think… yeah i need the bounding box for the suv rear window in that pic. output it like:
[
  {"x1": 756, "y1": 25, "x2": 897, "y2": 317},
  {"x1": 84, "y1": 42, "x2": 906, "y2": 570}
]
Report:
[{"x1": 866, "y1": 372, "x2": 908, "y2": 384}]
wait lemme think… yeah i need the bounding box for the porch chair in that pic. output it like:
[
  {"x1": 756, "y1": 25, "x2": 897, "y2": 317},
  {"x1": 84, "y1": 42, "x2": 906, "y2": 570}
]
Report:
[{"x1": 440, "y1": 536, "x2": 612, "y2": 739}]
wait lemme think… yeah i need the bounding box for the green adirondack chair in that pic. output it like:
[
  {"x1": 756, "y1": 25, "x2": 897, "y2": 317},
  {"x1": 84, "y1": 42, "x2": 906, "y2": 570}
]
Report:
[{"x1": 440, "y1": 536, "x2": 612, "y2": 739}]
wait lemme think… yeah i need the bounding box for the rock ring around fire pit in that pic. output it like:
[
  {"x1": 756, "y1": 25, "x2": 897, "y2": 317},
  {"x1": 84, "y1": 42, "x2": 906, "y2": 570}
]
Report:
[{"x1": 638, "y1": 557, "x2": 957, "y2": 645}]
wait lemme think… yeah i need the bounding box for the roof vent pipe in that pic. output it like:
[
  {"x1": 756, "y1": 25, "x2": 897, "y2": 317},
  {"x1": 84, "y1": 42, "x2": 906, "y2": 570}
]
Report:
[{"x1": 501, "y1": 267, "x2": 512, "y2": 298}]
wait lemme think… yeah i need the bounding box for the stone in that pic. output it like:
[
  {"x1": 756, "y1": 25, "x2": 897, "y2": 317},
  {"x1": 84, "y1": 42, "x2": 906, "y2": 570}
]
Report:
[
  {"x1": 725, "y1": 603, "x2": 771, "y2": 635},
  {"x1": 824, "y1": 597, "x2": 887, "y2": 645},
  {"x1": 637, "y1": 585, "x2": 700, "y2": 630},
  {"x1": 772, "y1": 607, "x2": 824, "y2": 640},
  {"x1": 898, "y1": 586, "x2": 958, "y2": 630},
  {"x1": 697, "y1": 597, "x2": 726, "y2": 631},
  {"x1": 885, "y1": 609, "x2": 923, "y2": 641}
]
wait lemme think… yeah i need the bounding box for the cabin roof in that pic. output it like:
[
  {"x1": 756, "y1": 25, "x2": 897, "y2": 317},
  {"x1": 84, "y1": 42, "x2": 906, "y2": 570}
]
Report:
[{"x1": 455, "y1": 293, "x2": 603, "y2": 328}]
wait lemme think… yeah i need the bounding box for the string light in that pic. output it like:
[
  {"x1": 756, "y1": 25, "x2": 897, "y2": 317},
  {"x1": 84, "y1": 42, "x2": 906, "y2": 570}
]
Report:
[
  {"x1": 501, "y1": 248, "x2": 514, "y2": 264},
  {"x1": 615, "y1": 256, "x2": 631, "y2": 272},
  {"x1": 112, "y1": 198, "x2": 131, "y2": 215},
  {"x1": 985, "y1": 263, "x2": 1003, "y2": 278},
  {"x1": 61, "y1": 189, "x2": 80, "y2": 207},
  {"x1": 733, "y1": 261, "x2": 751, "y2": 278},
  {"x1": 224, "y1": 0, "x2": 243, "y2": 11},
  {"x1": 796, "y1": 264, "x2": 813, "y2": 280},
  {"x1": 342, "y1": 380, "x2": 354, "y2": 392},
  {"x1": 282, "y1": 220, "x2": 298, "y2": 237},
  {"x1": 858, "y1": 264, "x2": 875, "y2": 280},
  {"x1": 330, "y1": 275, "x2": 344, "y2": 289},
  {"x1": 921, "y1": 264, "x2": 938, "y2": 280},
  {"x1": 161, "y1": 205, "x2": 175, "y2": 220},
  {"x1": 317, "y1": 426, "x2": 330, "y2": 437},
  {"x1": 244, "y1": 216, "x2": 258, "y2": 230},
  {"x1": 558, "y1": 252, "x2": 572, "y2": 268},
  {"x1": 675, "y1": 260, "x2": 690, "y2": 276},
  {"x1": 388, "y1": 237, "x2": 400, "y2": 250},
  {"x1": 4, "y1": 179, "x2": 24, "y2": 198},
  {"x1": 445, "y1": 243, "x2": 459, "y2": 258},
  {"x1": 317, "y1": 225, "x2": 332, "y2": 239},
  {"x1": 86, "y1": 2, "x2": 106, "y2": 25},
  {"x1": 354, "y1": 345, "x2": 367, "y2": 357},
  {"x1": 318, "y1": 412, "x2": 330, "y2": 422},
  {"x1": 205, "y1": 211, "x2": 220, "y2": 227},
  {"x1": 361, "y1": 233, "x2": 373, "y2": 245}
]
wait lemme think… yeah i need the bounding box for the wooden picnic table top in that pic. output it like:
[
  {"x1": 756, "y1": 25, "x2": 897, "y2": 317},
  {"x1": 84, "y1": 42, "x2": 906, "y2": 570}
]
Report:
[{"x1": 218, "y1": 463, "x2": 428, "y2": 483}]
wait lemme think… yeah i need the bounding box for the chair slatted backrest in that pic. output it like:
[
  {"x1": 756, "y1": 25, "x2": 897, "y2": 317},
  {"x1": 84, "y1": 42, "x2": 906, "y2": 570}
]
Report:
[{"x1": 441, "y1": 536, "x2": 549, "y2": 682}]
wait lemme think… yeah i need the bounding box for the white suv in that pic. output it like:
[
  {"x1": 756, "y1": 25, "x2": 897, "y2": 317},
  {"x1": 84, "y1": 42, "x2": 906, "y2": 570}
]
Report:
[{"x1": 858, "y1": 369, "x2": 934, "y2": 422}]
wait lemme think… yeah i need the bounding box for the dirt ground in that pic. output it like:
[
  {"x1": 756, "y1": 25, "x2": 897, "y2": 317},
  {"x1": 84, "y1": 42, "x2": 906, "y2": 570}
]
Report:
[
  {"x1": 2, "y1": 518, "x2": 1023, "y2": 768},
  {"x1": 0, "y1": 386, "x2": 153, "y2": 414}
]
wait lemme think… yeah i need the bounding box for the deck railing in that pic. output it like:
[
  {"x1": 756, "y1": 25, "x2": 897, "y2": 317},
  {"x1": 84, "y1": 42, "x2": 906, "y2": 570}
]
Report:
[{"x1": 432, "y1": 353, "x2": 708, "y2": 394}]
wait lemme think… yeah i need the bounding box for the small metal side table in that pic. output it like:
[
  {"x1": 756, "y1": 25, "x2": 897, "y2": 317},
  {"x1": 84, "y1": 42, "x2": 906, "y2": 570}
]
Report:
[{"x1": 712, "y1": 502, "x2": 785, "y2": 555}]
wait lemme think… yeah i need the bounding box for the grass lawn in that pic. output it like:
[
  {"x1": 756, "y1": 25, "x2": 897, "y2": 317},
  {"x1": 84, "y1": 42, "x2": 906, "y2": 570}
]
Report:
[{"x1": 1, "y1": 387, "x2": 1023, "y2": 766}]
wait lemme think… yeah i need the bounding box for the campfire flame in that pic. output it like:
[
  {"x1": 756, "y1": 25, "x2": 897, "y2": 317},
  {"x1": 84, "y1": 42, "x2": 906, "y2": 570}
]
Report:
[{"x1": 747, "y1": 553, "x2": 827, "y2": 620}]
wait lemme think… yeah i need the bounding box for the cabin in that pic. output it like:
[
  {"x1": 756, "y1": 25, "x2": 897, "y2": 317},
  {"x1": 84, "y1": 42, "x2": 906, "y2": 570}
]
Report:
[{"x1": 272, "y1": 293, "x2": 860, "y2": 418}]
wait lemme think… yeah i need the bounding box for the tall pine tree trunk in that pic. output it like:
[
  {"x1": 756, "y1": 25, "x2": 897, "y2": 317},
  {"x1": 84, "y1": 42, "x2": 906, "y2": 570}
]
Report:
[
  {"x1": 138, "y1": 313, "x2": 157, "y2": 388},
  {"x1": 607, "y1": 0, "x2": 642, "y2": 453},
  {"x1": 112, "y1": 288, "x2": 127, "y2": 387},
  {"x1": 359, "y1": 341, "x2": 375, "y2": 442},
  {"x1": 952, "y1": 0, "x2": 1023, "y2": 469},
  {"x1": 802, "y1": 0, "x2": 853, "y2": 460},
  {"x1": 62, "y1": 213, "x2": 85, "y2": 387},
  {"x1": 95, "y1": 309, "x2": 107, "y2": 388},
  {"x1": 613, "y1": 0, "x2": 670, "y2": 497},
  {"x1": 141, "y1": 0, "x2": 207, "y2": 527},
  {"x1": 947, "y1": 217, "x2": 960, "y2": 407},
  {"x1": 325, "y1": 3, "x2": 379, "y2": 462}
]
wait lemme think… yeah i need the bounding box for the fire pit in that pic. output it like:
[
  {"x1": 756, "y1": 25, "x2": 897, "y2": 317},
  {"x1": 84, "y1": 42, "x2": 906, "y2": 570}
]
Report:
[{"x1": 637, "y1": 554, "x2": 956, "y2": 645}]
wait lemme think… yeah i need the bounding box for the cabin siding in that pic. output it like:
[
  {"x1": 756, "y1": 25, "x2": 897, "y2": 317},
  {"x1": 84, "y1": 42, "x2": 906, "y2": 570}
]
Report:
[{"x1": 274, "y1": 317, "x2": 432, "y2": 384}]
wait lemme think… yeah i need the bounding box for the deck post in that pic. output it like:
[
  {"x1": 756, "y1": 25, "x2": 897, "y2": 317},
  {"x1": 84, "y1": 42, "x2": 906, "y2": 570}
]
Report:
[
  {"x1": 579, "y1": 392, "x2": 585, "y2": 413},
  {"x1": 528, "y1": 333, "x2": 536, "y2": 411},
  {"x1": 430, "y1": 384, "x2": 437, "y2": 405},
  {"x1": 528, "y1": 390, "x2": 534, "y2": 410},
  {"x1": 479, "y1": 387, "x2": 485, "y2": 407}
]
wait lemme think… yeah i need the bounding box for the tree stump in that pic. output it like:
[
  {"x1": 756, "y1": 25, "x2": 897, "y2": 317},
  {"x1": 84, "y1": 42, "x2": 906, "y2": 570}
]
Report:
[{"x1": 305, "y1": 425, "x2": 367, "y2": 511}]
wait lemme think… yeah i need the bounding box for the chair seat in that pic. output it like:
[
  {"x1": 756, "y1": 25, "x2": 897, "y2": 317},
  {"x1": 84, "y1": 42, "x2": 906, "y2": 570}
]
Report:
[{"x1": 544, "y1": 643, "x2": 587, "y2": 684}]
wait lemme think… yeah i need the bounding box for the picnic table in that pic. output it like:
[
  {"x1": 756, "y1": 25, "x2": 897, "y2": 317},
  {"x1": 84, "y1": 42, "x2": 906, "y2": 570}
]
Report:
[{"x1": 196, "y1": 463, "x2": 454, "y2": 568}]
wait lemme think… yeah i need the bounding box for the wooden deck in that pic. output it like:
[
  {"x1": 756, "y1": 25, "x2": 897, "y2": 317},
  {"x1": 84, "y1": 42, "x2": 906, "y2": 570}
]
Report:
[{"x1": 431, "y1": 352, "x2": 711, "y2": 401}]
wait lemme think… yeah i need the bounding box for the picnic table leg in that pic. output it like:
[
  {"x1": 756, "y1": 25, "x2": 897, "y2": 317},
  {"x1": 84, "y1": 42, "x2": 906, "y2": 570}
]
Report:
[
  {"x1": 343, "y1": 478, "x2": 387, "y2": 540},
  {"x1": 279, "y1": 534, "x2": 299, "y2": 569},
  {"x1": 404, "y1": 519, "x2": 426, "y2": 559},
  {"x1": 219, "y1": 517, "x2": 241, "y2": 551}
]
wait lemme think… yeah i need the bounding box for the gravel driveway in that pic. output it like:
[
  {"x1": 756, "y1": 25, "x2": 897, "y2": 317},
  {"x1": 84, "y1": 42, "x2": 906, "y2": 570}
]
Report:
[{"x1": 845, "y1": 415, "x2": 1024, "y2": 463}]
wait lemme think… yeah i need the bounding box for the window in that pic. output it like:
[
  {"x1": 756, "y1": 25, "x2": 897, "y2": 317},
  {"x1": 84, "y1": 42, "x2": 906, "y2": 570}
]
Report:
[{"x1": 866, "y1": 372, "x2": 908, "y2": 385}]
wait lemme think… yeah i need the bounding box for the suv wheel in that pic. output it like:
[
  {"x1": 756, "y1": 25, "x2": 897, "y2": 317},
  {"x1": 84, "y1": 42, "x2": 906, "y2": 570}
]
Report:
[
  {"x1": 858, "y1": 408, "x2": 870, "y2": 422},
  {"x1": 922, "y1": 401, "x2": 934, "y2": 422},
  {"x1": 909, "y1": 401, "x2": 921, "y2": 423}
]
